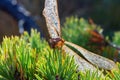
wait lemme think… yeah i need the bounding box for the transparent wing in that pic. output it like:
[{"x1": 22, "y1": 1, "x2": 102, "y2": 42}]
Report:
[
  {"x1": 65, "y1": 41, "x2": 118, "y2": 70},
  {"x1": 43, "y1": 0, "x2": 61, "y2": 38}
]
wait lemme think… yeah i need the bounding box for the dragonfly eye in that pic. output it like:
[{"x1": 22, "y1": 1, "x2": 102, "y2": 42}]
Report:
[{"x1": 49, "y1": 38, "x2": 64, "y2": 48}]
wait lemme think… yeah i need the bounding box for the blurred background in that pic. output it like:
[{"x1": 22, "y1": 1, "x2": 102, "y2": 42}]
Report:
[{"x1": 0, "y1": 0, "x2": 120, "y2": 41}]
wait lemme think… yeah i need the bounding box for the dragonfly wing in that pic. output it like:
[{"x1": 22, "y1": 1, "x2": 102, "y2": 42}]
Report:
[
  {"x1": 65, "y1": 41, "x2": 118, "y2": 70},
  {"x1": 63, "y1": 45, "x2": 97, "y2": 71},
  {"x1": 43, "y1": 0, "x2": 61, "y2": 38}
]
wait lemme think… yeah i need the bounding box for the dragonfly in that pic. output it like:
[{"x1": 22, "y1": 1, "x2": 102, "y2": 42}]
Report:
[{"x1": 43, "y1": 0, "x2": 118, "y2": 72}]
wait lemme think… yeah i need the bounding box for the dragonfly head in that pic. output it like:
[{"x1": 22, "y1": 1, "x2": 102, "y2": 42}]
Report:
[{"x1": 49, "y1": 38, "x2": 65, "y2": 49}]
